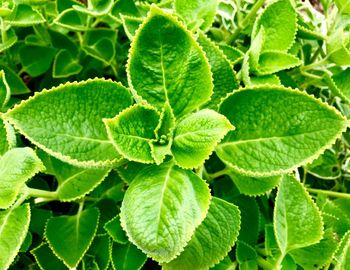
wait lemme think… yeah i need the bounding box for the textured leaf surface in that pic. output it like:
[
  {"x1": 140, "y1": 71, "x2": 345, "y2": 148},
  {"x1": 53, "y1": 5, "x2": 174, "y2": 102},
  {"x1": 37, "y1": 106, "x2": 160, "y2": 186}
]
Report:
[
  {"x1": 197, "y1": 32, "x2": 239, "y2": 109},
  {"x1": 111, "y1": 242, "x2": 147, "y2": 270},
  {"x1": 174, "y1": 0, "x2": 218, "y2": 31},
  {"x1": 127, "y1": 6, "x2": 212, "y2": 117},
  {"x1": 172, "y1": 109, "x2": 233, "y2": 168},
  {"x1": 163, "y1": 197, "x2": 240, "y2": 270},
  {"x1": 0, "y1": 204, "x2": 31, "y2": 270},
  {"x1": 274, "y1": 175, "x2": 323, "y2": 254},
  {"x1": 120, "y1": 162, "x2": 211, "y2": 262},
  {"x1": 104, "y1": 104, "x2": 159, "y2": 163},
  {"x1": 256, "y1": 51, "x2": 302, "y2": 75},
  {"x1": 0, "y1": 148, "x2": 44, "y2": 209},
  {"x1": 45, "y1": 207, "x2": 99, "y2": 268},
  {"x1": 217, "y1": 86, "x2": 348, "y2": 176},
  {"x1": 253, "y1": 0, "x2": 297, "y2": 51},
  {"x1": 5, "y1": 79, "x2": 133, "y2": 168}
]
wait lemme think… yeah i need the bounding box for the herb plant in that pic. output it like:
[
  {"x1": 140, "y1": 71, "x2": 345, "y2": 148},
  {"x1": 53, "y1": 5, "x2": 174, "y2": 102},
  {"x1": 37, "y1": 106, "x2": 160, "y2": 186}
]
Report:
[{"x1": 1, "y1": 0, "x2": 350, "y2": 269}]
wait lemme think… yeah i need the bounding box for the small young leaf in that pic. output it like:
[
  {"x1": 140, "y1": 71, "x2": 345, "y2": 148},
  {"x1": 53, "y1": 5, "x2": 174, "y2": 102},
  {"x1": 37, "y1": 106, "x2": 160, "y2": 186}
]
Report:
[
  {"x1": 110, "y1": 242, "x2": 147, "y2": 270},
  {"x1": 274, "y1": 175, "x2": 323, "y2": 254},
  {"x1": 255, "y1": 51, "x2": 302, "y2": 75},
  {"x1": 4, "y1": 79, "x2": 133, "y2": 168},
  {"x1": 0, "y1": 118, "x2": 15, "y2": 155},
  {"x1": 252, "y1": 0, "x2": 297, "y2": 51},
  {"x1": 219, "y1": 44, "x2": 244, "y2": 65},
  {"x1": 53, "y1": 49, "x2": 82, "y2": 78},
  {"x1": 104, "y1": 214, "x2": 128, "y2": 244},
  {"x1": 5, "y1": 4, "x2": 45, "y2": 26},
  {"x1": 127, "y1": 6, "x2": 213, "y2": 117},
  {"x1": 120, "y1": 162, "x2": 211, "y2": 263},
  {"x1": 54, "y1": 8, "x2": 88, "y2": 31},
  {"x1": 0, "y1": 148, "x2": 44, "y2": 209},
  {"x1": 45, "y1": 207, "x2": 100, "y2": 268},
  {"x1": 104, "y1": 104, "x2": 160, "y2": 163},
  {"x1": 121, "y1": 15, "x2": 143, "y2": 41},
  {"x1": 327, "y1": 68, "x2": 350, "y2": 104},
  {"x1": 171, "y1": 109, "x2": 234, "y2": 169},
  {"x1": 73, "y1": 0, "x2": 114, "y2": 16},
  {"x1": 197, "y1": 32, "x2": 239, "y2": 109},
  {"x1": 0, "y1": 70, "x2": 10, "y2": 110},
  {"x1": 217, "y1": 86, "x2": 348, "y2": 176},
  {"x1": 0, "y1": 204, "x2": 31, "y2": 270},
  {"x1": 174, "y1": 0, "x2": 218, "y2": 31},
  {"x1": 306, "y1": 149, "x2": 341, "y2": 180},
  {"x1": 163, "y1": 197, "x2": 240, "y2": 270},
  {"x1": 333, "y1": 230, "x2": 350, "y2": 269},
  {"x1": 0, "y1": 65, "x2": 30, "y2": 95},
  {"x1": 327, "y1": 29, "x2": 350, "y2": 66},
  {"x1": 0, "y1": 28, "x2": 17, "y2": 53},
  {"x1": 31, "y1": 242, "x2": 68, "y2": 270}
]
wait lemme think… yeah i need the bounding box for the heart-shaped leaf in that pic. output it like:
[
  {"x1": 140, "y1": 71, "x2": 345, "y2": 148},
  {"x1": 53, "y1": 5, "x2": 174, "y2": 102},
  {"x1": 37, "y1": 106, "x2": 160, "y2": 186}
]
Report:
[{"x1": 53, "y1": 49, "x2": 82, "y2": 78}]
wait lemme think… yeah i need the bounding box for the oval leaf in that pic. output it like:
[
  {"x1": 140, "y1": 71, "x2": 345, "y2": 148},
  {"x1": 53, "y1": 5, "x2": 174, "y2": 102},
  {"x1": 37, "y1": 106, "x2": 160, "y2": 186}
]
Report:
[
  {"x1": 217, "y1": 86, "x2": 348, "y2": 176},
  {"x1": 120, "y1": 162, "x2": 211, "y2": 263},
  {"x1": 4, "y1": 79, "x2": 133, "y2": 168},
  {"x1": 127, "y1": 6, "x2": 213, "y2": 117}
]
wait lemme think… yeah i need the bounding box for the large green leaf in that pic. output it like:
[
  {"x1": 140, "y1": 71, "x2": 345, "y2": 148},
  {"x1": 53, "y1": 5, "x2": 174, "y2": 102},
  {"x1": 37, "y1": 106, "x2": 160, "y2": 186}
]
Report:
[
  {"x1": 4, "y1": 79, "x2": 133, "y2": 168},
  {"x1": 163, "y1": 197, "x2": 240, "y2": 270},
  {"x1": 217, "y1": 86, "x2": 348, "y2": 176},
  {"x1": 45, "y1": 207, "x2": 100, "y2": 268},
  {"x1": 127, "y1": 6, "x2": 213, "y2": 117},
  {"x1": 0, "y1": 204, "x2": 31, "y2": 270},
  {"x1": 252, "y1": 0, "x2": 297, "y2": 51},
  {"x1": 274, "y1": 175, "x2": 323, "y2": 255},
  {"x1": 110, "y1": 242, "x2": 147, "y2": 270},
  {"x1": 120, "y1": 162, "x2": 211, "y2": 262},
  {"x1": 197, "y1": 32, "x2": 239, "y2": 109},
  {"x1": 104, "y1": 104, "x2": 159, "y2": 163},
  {"x1": 174, "y1": 0, "x2": 218, "y2": 31},
  {"x1": 0, "y1": 148, "x2": 44, "y2": 209},
  {"x1": 171, "y1": 109, "x2": 233, "y2": 169}
]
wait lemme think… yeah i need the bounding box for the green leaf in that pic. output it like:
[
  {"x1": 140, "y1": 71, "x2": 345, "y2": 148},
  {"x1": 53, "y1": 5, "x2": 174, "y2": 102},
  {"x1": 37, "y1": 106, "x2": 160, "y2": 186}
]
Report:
[
  {"x1": 255, "y1": 51, "x2": 302, "y2": 75},
  {"x1": 217, "y1": 86, "x2": 348, "y2": 176},
  {"x1": 274, "y1": 174, "x2": 323, "y2": 254},
  {"x1": 5, "y1": 4, "x2": 45, "y2": 26},
  {"x1": 327, "y1": 68, "x2": 350, "y2": 104},
  {"x1": 0, "y1": 147, "x2": 44, "y2": 209},
  {"x1": 0, "y1": 65, "x2": 30, "y2": 95},
  {"x1": 19, "y1": 45, "x2": 56, "y2": 77},
  {"x1": 111, "y1": 242, "x2": 147, "y2": 270},
  {"x1": 236, "y1": 241, "x2": 258, "y2": 270},
  {"x1": 306, "y1": 149, "x2": 341, "y2": 180},
  {"x1": 0, "y1": 204, "x2": 31, "y2": 270},
  {"x1": 252, "y1": 0, "x2": 297, "y2": 51},
  {"x1": 0, "y1": 70, "x2": 10, "y2": 110},
  {"x1": 54, "y1": 8, "x2": 88, "y2": 31},
  {"x1": 87, "y1": 235, "x2": 110, "y2": 270},
  {"x1": 73, "y1": 0, "x2": 113, "y2": 16},
  {"x1": 127, "y1": 6, "x2": 213, "y2": 117},
  {"x1": 0, "y1": 118, "x2": 15, "y2": 155},
  {"x1": 174, "y1": 0, "x2": 218, "y2": 31},
  {"x1": 197, "y1": 32, "x2": 239, "y2": 109},
  {"x1": 250, "y1": 75, "x2": 281, "y2": 86},
  {"x1": 45, "y1": 207, "x2": 100, "y2": 268},
  {"x1": 116, "y1": 161, "x2": 149, "y2": 184},
  {"x1": 104, "y1": 214, "x2": 128, "y2": 244},
  {"x1": 333, "y1": 230, "x2": 350, "y2": 269},
  {"x1": 0, "y1": 28, "x2": 17, "y2": 53},
  {"x1": 121, "y1": 15, "x2": 143, "y2": 41},
  {"x1": 171, "y1": 109, "x2": 233, "y2": 169},
  {"x1": 163, "y1": 197, "x2": 240, "y2": 270},
  {"x1": 4, "y1": 79, "x2": 133, "y2": 168},
  {"x1": 228, "y1": 170, "x2": 281, "y2": 196},
  {"x1": 120, "y1": 162, "x2": 211, "y2": 262},
  {"x1": 335, "y1": 0, "x2": 350, "y2": 14},
  {"x1": 327, "y1": 29, "x2": 350, "y2": 66},
  {"x1": 104, "y1": 104, "x2": 160, "y2": 163},
  {"x1": 31, "y1": 243, "x2": 68, "y2": 270},
  {"x1": 219, "y1": 44, "x2": 244, "y2": 65},
  {"x1": 53, "y1": 49, "x2": 82, "y2": 78}
]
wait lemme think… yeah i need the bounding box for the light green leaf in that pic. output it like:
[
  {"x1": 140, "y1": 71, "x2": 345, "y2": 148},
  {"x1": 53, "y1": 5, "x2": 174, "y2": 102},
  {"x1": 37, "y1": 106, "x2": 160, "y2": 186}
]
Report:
[
  {"x1": 172, "y1": 109, "x2": 233, "y2": 169},
  {"x1": 219, "y1": 44, "x2": 244, "y2": 65},
  {"x1": 45, "y1": 207, "x2": 100, "y2": 268},
  {"x1": 274, "y1": 175, "x2": 323, "y2": 254},
  {"x1": 255, "y1": 51, "x2": 302, "y2": 75},
  {"x1": 104, "y1": 104, "x2": 160, "y2": 164},
  {"x1": 327, "y1": 29, "x2": 350, "y2": 66},
  {"x1": 120, "y1": 162, "x2": 211, "y2": 263},
  {"x1": 5, "y1": 4, "x2": 45, "y2": 26},
  {"x1": 0, "y1": 70, "x2": 10, "y2": 110},
  {"x1": 53, "y1": 49, "x2": 82, "y2": 78},
  {"x1": 127, "y1": 6, "x2": 213, "y2": 117},
  {"x1": 333, "y1": 230, "x2": 350, "y2": 270},
  {"x1": 0, "y1": 204, "x2": 31, "y2": 270},
  {"x1": 73, "y1": 0, "x2": 113, "y2": 16},
  {"x1": 4, "y1": 79, "x2": 133, "y2": 168},
  {"x1": 250, "y1": 75, "x2": 281, "y2": 86},
  {"x1": 31, "y1": 243, "x2": 68, "y2": 270},
  {"x1": 116, "y1": 161, "x2": 149, "y2": 184},
  {"x1": 0, "y1": 65, "x2": 30, "y2": 95},
  {"x1": 54, "y1": 8, "x2": 88, "y2": 31},
  {"x1": 0, "y1": 148, "x2": 44, "y2": 209},
  {"x1": 163, "y1": 197, "x2": 240, "y2": 270},
  {"x1": 217, "y1": 86, "x2": 348, "y2": 176},
  {"x1": 104, "y1": 214, "x2": 128, "y2": 244},
  {"x1": 19, "y1": 45, "x2": 56, "y2": 77},
  {"x1": 335, "y1": 0, "x2": 350, "y2": 14},
  {"x1": 197, "y1": 32, "x2": 239, "y2": 109},
  {"x1": 0, "y1": 118, "x2": 15, "y2": 155},
  {"x1": 252, "y1": 0, "x2": 297, "y2": 51},
  {"x1": 121, "y1": 15, "x2": 143, "y2": 41},
  {"x1": 111, "y1": 242, "x2": 147, "y2": 270},
  {"x1": 174, "y1": 0, "x2": 218, "y2": 31},
  {"x1": 228, "y1": 170, "x2": 281, "y2": 196},
  {"x1": 327, "y1": 68, "x2": 350, "y2": 104}
]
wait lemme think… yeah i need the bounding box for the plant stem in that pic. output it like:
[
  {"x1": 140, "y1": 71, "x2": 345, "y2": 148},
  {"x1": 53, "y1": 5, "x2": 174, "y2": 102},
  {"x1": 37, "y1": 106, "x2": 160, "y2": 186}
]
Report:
[
  {"x1": 207, "y1": 167, "x2": 230, "y2": 180},
  {"x1": 227, "y1": 0, "x2": 265, "y2": 44},
  {"x1": 26, "y1": 187, "x2": 58, "y2": 199},
  {"x1": 307, "y1": 188, "x2": 350, "y2": 199},
  {"x1": 257, "y1": 256, "x2": 274, "y2": 270}
]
